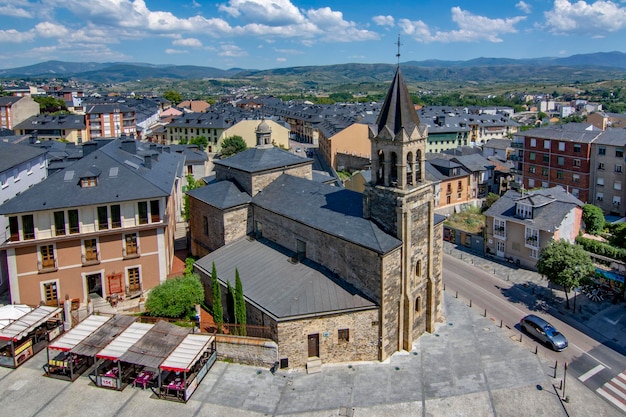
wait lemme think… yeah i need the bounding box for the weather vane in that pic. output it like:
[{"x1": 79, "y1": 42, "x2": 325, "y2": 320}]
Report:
[{"x1": 396, "y1": 34, "x2": 402, "y2": 66}]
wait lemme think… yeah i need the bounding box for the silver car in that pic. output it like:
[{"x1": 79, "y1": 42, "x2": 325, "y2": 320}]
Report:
[{"x1": 520, "y1": 314, "x2": 568, "y2": 351}]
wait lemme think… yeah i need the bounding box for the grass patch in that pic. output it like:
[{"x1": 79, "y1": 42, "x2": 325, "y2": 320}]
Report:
[{"x1": 445, "y1": 207, "x2": 486, "y2": 234}]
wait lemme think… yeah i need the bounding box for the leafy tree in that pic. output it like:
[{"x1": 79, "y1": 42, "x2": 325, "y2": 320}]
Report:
[
  {"x1": 610, "y1": 223, "x2": 626, "y2": 250},
  {"x1": 189, "y1": 135, "x2": 209, "y2": 151},
  {"x1": 145, "y1": 274, "x2": 204, "y2": 318},
  {"x1": 163, "y1": 89, "x2": 183, "y2": 106},
  {"x1": 211, "y1": 262, "x2": 223, "y2": 330},
  {"x1": 183, "y1": 174, "x2": 203, "y2": 221},
  {"x1": 483, "y1": 193, "x2": 500, "y2": 210},
  {"x1": 234, "y1": 268, "x2": 247, "y2": 336},
  {"x1": 537, "y1": 111, "x2": 548, "y2": 121},
  {"x1": 33, "y1": 96, "x2": 67, "y2": 113},
  {"x1": 582, "y1": 204, "x2": 604, "y2": 235},
  {"x1": 536, "y1": 240, "x2": 595, "y2": 309},
  {"x1": 220, "y1": 135, "x2": 247, "y2": 157},
  {"x1": 184, "y1": 257, "x2": 196, "y2": 276}
]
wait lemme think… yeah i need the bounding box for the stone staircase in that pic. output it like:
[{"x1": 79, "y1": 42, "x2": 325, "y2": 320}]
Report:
[{"x1": 306, "y1": 357, "x2": 322, "y2": 374}]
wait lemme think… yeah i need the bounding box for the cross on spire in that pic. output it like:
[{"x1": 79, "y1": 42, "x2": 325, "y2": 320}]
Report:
[{"x1": 396, "y1": 34, "x2": 402, "y2": 66}]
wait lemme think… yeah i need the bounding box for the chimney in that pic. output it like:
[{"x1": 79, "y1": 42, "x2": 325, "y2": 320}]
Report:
[
  {"x1": 120, "y1": 139, "x2": 136, "y2": 154},
  {"x1": 29, "y1": 130, "x2": 38, "y2": 144},
  {"x1": 82, "y1": 142, "x2": 98, "y2": 157},
  {"x1": 144, "y1": 154, "x2": 152, "y2": 169}
]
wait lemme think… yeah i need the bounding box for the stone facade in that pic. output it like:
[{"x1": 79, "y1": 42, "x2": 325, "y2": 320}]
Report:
[
  {"x1": 276, "y1": 309, "x2": 380, "y2": 368},
  {"x1": 216, "y1": 164, "x2": 311, "y2": 197},
  {"x1": 189, "y1": 196, "x2": 251, "y2": 257}
]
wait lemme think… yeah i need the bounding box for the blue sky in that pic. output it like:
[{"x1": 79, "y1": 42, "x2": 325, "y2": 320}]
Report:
[{"x1": 1, "y1": 0, "x2": 626, "y2": 70}]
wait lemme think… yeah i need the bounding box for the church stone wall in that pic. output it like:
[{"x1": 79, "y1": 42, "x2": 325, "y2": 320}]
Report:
[
  {"x1": 215, "y1": 164, "x2": 312, "y2": 196},
  {"x1": 276, "y1": 309, "x2": 380, "y2": 369},
  {"x1": 189, "y1": 197, "x2": 251, "y2": 257},
  {"x1": 380, "y1": 248, "x2": 402, "y2": 360},
  {"x1": 254, "y1": 206, "x2": 386, "y2": 304}
]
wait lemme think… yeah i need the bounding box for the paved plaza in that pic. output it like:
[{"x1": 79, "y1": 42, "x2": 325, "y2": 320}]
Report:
[{"x1": 0, "y1": 293, "x2": 619, "y2": 416}]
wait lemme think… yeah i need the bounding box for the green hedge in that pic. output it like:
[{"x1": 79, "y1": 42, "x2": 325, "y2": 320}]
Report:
[{"x1": 576, "y1": 235, "x2": 626, "y2": 262}]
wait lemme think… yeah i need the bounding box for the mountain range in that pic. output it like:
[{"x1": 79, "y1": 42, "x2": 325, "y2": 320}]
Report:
[{"x1": 2, "y1": 51, "x2": 626, "y2": 85}]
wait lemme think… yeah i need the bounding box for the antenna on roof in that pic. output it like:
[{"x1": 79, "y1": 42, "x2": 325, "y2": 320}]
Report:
[{"x1": 395, "y1": 34, "x2": 402, "y2": 66}]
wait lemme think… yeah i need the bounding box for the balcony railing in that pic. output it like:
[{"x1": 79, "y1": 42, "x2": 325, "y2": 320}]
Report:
[
  {"x1": 38, "y1": 259, "x2": 58, "y2": 273},
  {"x1": 525, "y1": 236, "x2": 539, "y2": 248}
]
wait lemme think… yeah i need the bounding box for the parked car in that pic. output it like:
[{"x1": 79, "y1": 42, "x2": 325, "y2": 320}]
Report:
[
  {"x1": 296, "y1": 147, "x2": 302, "y2": 153},
  {"x1": 520, "y1": 314, "x2": 568, "y2": 351}
]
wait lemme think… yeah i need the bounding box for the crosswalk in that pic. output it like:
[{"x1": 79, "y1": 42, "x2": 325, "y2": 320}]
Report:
[
  {"x1": 596, "y1": 372, "x2": 626, "y2": 413},
  {"x1": 578, "y1": 365, "x2": 626, "y2": 414}
]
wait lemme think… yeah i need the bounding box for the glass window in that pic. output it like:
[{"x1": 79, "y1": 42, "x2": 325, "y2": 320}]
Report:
[
  {"x1": 111, "y1": 204, "x2": 121, "y2": 228},
  {"x1": 597, "y1": 177, "x2": 605, "y2": 186},
  {"x1": 9, "y1": 216, "x2": 19, "y2": 241},
  {"x1": 528, "y1": 179, "x2": 535, "y2": 187},
  {"x1": 84, "y1": 239, "x2": 98, "y2": 262},
  {"x1": 599, "y1": 162, "x2": 605, "y2": 170},
  {"x1": 544, "y1": 140, "x2": 550, "y2": 149},
  {"x1": 124, "y1": 233, "x2": 138, "y2": 256},
  {"x1": 542, "y1": 154, "x2": 549, "y2": 163},
  {"x1": 530, "y1": 138, "x2": 536, "y2": 147},
  {"x1": 138, "y1": 202, "x2": 148, "y2": 224},
  {"x1": 97, "y1": 206, "x2": 108, "y2": 230},
  {"x1": 574, "y1": 144, "x2": 581, "y2": 153},
  {"x1": 557, "y1": 156, "x2": 564, "y2": 165},
  {"x1": 614, "y1": 196, "x2": 622, "y2": 206},
  {"x1": 573, "y1": 174, "x2": 580, "y2": 183},
  {"x1": 558, "y1": 142, "x2": 565, "y2": 151},
  {"x1": 542, "y1": 167, "x2": 548, "y2": 177},
  {"x1": 338, "y1": 329, "x2": 349, "y2": 342},
  {"x1": 22, "y1": 214, "x2": 35, "y2": 240},
  {"x1": 68, "y1": 209, "x2": 79, "y2": 234},
  {"x1": 529, "y1": 152, "x2": 536, "y2": 161},
  {"x1": 597, "y1": 192, "x2": 604, "y2": 201},
  {"x1": 573, "y1": 159, "x2": 581, "y2": 167},
  {"x1": 617, "y1": 148, "x2": 624, "y2": 158},
  {"x1": 557, "y1": 171, "x2": 563, "y2": 179},
  {"x1": 128, "y1": 267, "x2": 141, "y2": 292},
  {"x1": 40, "y1": 245, "x2": 55, "y2": 268},
  {"x1": 150, "y1": 200, "x2": 160, "y2": 222},
  {"x1": 43, "y1": 282, "x2": 58, "y2": 306},
  {"x1": 615, "y1": 181, "x2": 622, "y2": 190},
  {"x1": 599, "y1": 147, "x2": 606, "y2": 156},
  {"x1": 54, "y1": 211, "x2": 66, "y2": 236},
  {"x1": 616, "y1": 165, "x2": 622, "y2": 173}
]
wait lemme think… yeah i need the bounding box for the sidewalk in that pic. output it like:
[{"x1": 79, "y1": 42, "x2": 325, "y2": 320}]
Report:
[{"x1": 443, "y1": 241, "x2": 626, "y2": 354}]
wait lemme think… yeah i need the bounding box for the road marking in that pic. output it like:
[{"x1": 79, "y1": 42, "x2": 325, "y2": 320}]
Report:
[
  {"x1": 597, "y1": 388, "x2": 626, "y2": 413},
  {"x1": 578, "y1": 364, "x2": 605, "y2": 382}
]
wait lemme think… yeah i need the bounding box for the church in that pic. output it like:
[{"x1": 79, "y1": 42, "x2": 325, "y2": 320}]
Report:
[{"x1": 188, "y1": 66, "x2": 445, "y2": 369}]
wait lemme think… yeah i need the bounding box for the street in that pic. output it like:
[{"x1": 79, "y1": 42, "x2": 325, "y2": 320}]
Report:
[{"x1": 443, "y1": 253, "x2": 626, "y2": 414}]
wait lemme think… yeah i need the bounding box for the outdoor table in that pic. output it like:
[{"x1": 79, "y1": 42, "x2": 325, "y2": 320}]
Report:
[
  {"x1": 133, "y1": 370, "x2": 153, "y2": 389},
  {"x1": 167, "y1": 377, "x2": 184, "y2": 398}
]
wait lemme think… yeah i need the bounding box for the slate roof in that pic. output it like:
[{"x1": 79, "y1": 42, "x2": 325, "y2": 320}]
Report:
[
  {"x1": 0, "y1": 96, "x2": 21, "y2": 106},
  {"x1": 13, "y1": 114, "x2": 86, "y2": 131},
  {"x1": 517, "y1": 124, "x2": 602, "y2": 143},
  {"x1": 214, "y1": 146, "x2": 311, "y2": 173},
  {"x1": 593, "y1": 128, "x2": 626, "y2": 146},
  {"x1": 194, "y1": 237, "x2": 377, "y2": 321},
  {"x1": 187, "y1": 181, "x2": 251, "y2": 210},
  {"x1": 452, "y1": 154, "x2": 496, "y2": 172},
  {"x1": 0, "y1": 139, "x2": 184, "y2": 215},
  {"x1": 483, "y1": 186, "x2": 583, "y2": 233},
  {"x1": 253, "y1": 174, "x2": 401, "y2": 254},
  {"x1": 374, "y1": 67, "x2": 422, "y2": 140},
  {"x1": 0, "y1": 142, "x2": 46, "y2": 173},
  {"x1": 484, "y1": 138, "x2": 513, "y2": 150}
]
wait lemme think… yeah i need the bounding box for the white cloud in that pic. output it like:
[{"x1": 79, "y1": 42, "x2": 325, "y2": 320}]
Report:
[
  {"x1": 0, "y1": 29, "x2": 35, "y2": 43},
  {"x1": 544, "y1": 0, "x2": 626, "y2": 34},
  {"x1": 276, "y1": 57, "x2": 287, "y2": 62},
  {"x1": 373, "y1": 15, "x2": 395, "y2": 27},
  {"x1": 306, "y1": 7, "x2": 378, "y2": 41},
  {"x1": 219, "y1": 0, "x2": 305, "y2": 26},
  {"x1": 515, "y1": 1, "x2": 532, "y2": 14},
  {"x1": 166, "y1": 48, "x2": 188, "y2": 54},
  {"x1": 400, "y1": 7, "x2": 526, "y2": 43},
  {"x1": 0, "y1": 5, "x2": 32, "y2": 18},
  {"x1": 34, "y1": 22, "x2": 69, "y2": 38},
  {"x1": 273, "y1": 48, "x2": 303, "y2": 55},
  {"x1": 219, "y1": 44, "x2": 247, "y2": 57},
  {"x1": 173, "y1": 37, "x2": 202, "y2": 47}
]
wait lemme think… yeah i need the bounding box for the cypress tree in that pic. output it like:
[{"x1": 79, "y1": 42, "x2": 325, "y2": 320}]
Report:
[
  {"x1": 211, "y1": 262, "x2": 223, "y2": 331},
  {"x1": 235, "y1": 268, "x2": 247, "y2": 336}
]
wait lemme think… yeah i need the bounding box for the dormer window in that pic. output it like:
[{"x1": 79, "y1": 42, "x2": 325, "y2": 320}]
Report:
[
  {"x1": 81, "y1": 176, "x2": 97, "y2": 187},
  {"x1": 516, "y1": 203, "x2": 532, "y2": 219}
]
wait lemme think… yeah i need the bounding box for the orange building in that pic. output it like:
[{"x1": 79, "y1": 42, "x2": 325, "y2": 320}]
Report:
[{"x1": 0, "y1": 139, "x2": 184, "y2": 307}]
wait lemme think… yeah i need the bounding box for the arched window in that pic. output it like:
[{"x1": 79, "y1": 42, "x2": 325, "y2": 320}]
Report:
[
  {"x1": 415, "y1": 296, "x2": 421, "y2": 312},
  {"x1": 415, "y1": 260, "x2": 421, "y2": 277},
  {"x1": 407, "y1": 152, "x2": 414, "y2": 185},
  {"x1": 390, "y1": 152, "x2": 398, "y2": 185},
  {"x1": 416, "y1": 150, "x2": 422, "y2": 182},
  {"x1": 377, "y1": 150, "x2": 384, "y2": 185}
]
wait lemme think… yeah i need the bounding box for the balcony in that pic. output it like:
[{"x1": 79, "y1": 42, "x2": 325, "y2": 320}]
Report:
[
  {"x1": 38, "y1": 259, "x2": 58, "y2": 273},
  {"x1": 494, "y1": 227, "x2": 506, "y2": 239},
  {"x1": 82, "y1": 252, "x2": 100, "y2": 266},
  {"x1": 525, "y1": 236, "x2": 539, "y2": 248}
]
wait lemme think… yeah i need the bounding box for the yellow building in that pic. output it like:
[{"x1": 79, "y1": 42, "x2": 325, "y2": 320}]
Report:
[{"x1": 222, "y1": 119, "x2": 290, "y2": 149}]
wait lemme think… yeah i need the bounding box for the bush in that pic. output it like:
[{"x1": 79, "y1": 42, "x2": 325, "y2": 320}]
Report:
[
  {"x1": 576, "y1": 235, "x2": 626, "y2": 262},
  {"x1": 145, "y1": 274, "x2": 204, "y2": 319},
  {"x1": 582, "y1": 204, "x2": 604, "y2": 235}
]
